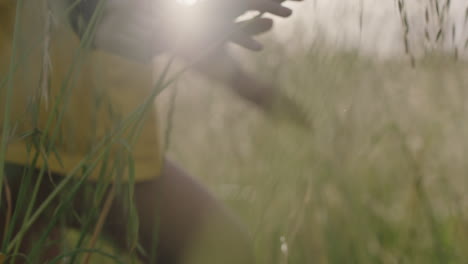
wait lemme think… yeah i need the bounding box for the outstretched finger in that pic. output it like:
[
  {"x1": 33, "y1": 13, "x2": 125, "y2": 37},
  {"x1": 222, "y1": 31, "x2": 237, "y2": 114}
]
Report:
[
  {"x1": 239, "y1": 18, "x2": 274, "y2": 36},
  {"x1": 252, "y1": 1, "x2": 292, "y2": 17}
]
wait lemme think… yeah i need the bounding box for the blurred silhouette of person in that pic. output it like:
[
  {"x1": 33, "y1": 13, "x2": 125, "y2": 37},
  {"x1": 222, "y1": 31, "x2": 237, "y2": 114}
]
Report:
[{"x1": 0, "y1": 0, "x2": 302, "y2": 263}]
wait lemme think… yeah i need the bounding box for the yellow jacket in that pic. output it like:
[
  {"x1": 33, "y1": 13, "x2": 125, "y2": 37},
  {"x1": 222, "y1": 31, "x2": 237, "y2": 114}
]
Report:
[{"x1": 0, "y1": 1, "x2": 162, "y2": 181}]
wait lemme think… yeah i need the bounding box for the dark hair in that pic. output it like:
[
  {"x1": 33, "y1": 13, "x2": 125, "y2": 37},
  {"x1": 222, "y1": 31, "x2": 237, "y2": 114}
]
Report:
[{"x1": 68, "y1": 0, "x2": 98, "y2": 36}]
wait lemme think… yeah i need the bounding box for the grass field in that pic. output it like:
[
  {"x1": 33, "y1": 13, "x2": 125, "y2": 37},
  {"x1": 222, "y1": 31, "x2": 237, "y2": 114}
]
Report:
[
  {"x1": 156, "y1": 44, "x2": 468, "y2": 264},
  {"x1": 3, "y1": 1, "x2": 468, "y2": 263}
]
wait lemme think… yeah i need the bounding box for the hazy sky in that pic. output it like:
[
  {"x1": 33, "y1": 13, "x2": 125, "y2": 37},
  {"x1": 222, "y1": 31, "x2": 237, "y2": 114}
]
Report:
[{"x1": 275, "y1": 0, "x2": 468, "y2": 59}]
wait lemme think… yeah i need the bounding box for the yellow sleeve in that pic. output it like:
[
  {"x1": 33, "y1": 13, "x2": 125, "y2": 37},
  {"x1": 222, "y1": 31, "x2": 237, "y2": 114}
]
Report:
[
  {"x1": 0, "y1": 0, "x2": 13, "y2": 8},
  {"x1": 0, "y1": 0, "x2": 14, "y2": 30}
]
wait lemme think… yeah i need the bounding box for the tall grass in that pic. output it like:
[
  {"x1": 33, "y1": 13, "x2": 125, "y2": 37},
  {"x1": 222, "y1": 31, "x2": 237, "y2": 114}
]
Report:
[
  {"x1": 2, "y1": 0, "x2": 468, "y2": 263},
  {"x1": 0, "y1": 0, "x2": 175, "y2": 262},
  {"x1": 158, "y1": 42, "x2": 468, "y2": 264},
  {"x1": 0, "y1": 0, "x2": 286, "y2": 263}
]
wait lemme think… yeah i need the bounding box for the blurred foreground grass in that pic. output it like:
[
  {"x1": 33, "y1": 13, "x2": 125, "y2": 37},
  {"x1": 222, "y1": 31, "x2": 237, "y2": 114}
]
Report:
[
  {"x1": 5, "y1": 36, "x2": 468, "y2": 264},
  {"x1": 4, "y1": 2, "x2": 468, "y2": 263},
  {"x1": 155, "y1": 45, "x2": 468, "y2": 264}
]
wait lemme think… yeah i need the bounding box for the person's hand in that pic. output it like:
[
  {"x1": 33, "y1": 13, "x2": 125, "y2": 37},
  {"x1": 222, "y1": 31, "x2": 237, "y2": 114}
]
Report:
[
  {"x1": 162, "y1": 0, "x2": 303, "y2": 54},
  {"x1": 197, "y1": 0, "x2": 304, "y2": 51},
  {"x1": 93, "y1": 0, "x2": 304, "y2": 61},
  {"x1": 206, "y1": 0, "x2": 303, "y2": 21},
  {"x1": 93, "y1": 0, "x2": 277, "y2": 61}
]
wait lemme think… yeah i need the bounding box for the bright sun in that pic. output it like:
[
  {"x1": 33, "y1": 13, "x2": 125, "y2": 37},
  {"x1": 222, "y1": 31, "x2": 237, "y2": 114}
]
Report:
[{"x1": 176, "y1": 0, "x2": 199, "y2": 6}]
